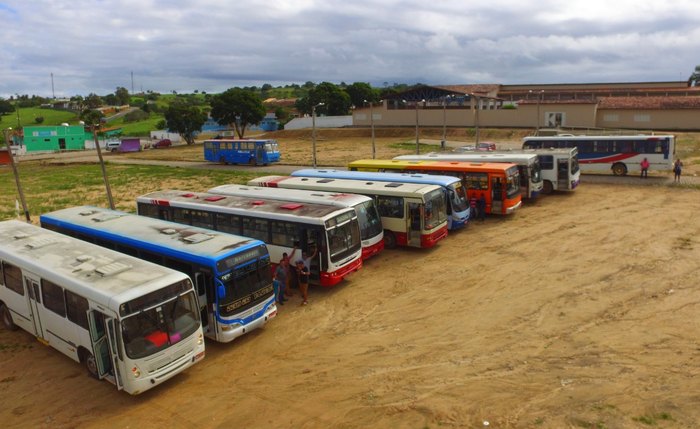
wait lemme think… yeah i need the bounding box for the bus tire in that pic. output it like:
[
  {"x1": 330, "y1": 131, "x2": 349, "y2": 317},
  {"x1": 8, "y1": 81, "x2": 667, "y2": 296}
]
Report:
[
  {"x1": 249, "y1": 158, "x2": 257, "y2": 166},
  {"x1": 542, "y1": 180, "x2": 553, "y2": 194},
  {"x1": 219, "y1": 156, "x2": 227, "y2": 165},
  {"x1": 612, "y1": 163, "x2": 627, "y2": 176},
  {"x1": 0, "y1": 304, "x2": 18, "y2": 331},
  {"x1": 83, "y1": 350, "x2": 100, "y2": 379},
  {"x1": 384, "y1": 231, "x2": 397, "y2": 249}
]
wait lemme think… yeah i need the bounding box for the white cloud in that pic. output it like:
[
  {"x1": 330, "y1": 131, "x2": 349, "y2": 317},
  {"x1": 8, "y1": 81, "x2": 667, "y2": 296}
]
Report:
[{"x1": 1, "y1": 0, "x2": 700, "y2": 97}]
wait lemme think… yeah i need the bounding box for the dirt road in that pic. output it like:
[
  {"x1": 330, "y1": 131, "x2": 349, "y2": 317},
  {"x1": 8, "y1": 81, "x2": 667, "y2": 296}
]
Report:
[{"x1": 2, "y1": 180, "x2": 700, "y2": 428}]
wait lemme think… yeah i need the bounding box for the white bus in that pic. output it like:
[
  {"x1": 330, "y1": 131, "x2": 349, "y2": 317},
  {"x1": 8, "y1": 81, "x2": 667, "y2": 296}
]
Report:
[
  {"x1": 486, "y1": 148, "x2": 580, "y2": 193},
  {"x1": 208, "y1": 184, "x2": 385, "y2": 261},
  {"x1": 41, "y1": 206, "x2": 276, "y2": 344},
  {"x1": 394, "y1": 152, "x2": 544, "y2": 199},
  {"x1": 0, "y1": 220, "x2": 205, "y2": 395},
  {"x1": 248, "y1": 176, "x2": 449, "y2": 249},
  {"x1": 522, "y1": 134, "x2": 675, "y2": 176},
  {"x1": 137, "y1": 190, "x2": 363, "y2": 287}
]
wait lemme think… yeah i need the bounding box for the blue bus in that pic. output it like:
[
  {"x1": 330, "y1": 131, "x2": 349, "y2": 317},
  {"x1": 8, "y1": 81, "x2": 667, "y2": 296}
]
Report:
[
  {"x1": 204, "y1": 139, "x2": 281, "y2": 166},
  {"x1": 291, "y1": 168, "x2": 470, "y2": 230},
  {"x1": 40, "y1": 206, "x2": 276, "y2": 344}
]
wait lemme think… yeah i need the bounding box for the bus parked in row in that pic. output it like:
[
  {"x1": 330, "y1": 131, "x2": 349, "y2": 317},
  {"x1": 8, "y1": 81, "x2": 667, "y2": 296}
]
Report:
[
  {"x1": 40, "y1": 207, "x2": 276, "y2": 344},
  {"x1": 522, "y1": 134, "x2": 675, "y2": 176},
  {"x1": 394, "y1": 152, "x2": 543, "y2": 199},
  {"x1": 515, "y1": 148, "x2": 580, "y2": 193},
  {"x1": 203, "y1": 139, "x2": 280, "y2": 166},
  {"x1": 248, "y1": 176, "x2": 448, "y2": 249},
  {"x1": 137, "y1": 190, "x2": 363, "y2": 287},
  {"x1": 0, "y1": 220, "x2": 205, "y2": 395},
  {"x1": 347, "y1": 160, "x2": 522, "y2": 215},
  {"x1": 208, "y1": 184, "x2": 384, "y2": 261},
  {"x1": 289, "y1": 168, "x2": 470, "y2": 230}
]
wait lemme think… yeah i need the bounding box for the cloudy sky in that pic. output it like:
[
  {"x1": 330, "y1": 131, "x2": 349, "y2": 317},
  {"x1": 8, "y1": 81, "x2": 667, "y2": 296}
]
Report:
[{"x1": 1, "y1": 0, "x2": 699, "y2": 98}]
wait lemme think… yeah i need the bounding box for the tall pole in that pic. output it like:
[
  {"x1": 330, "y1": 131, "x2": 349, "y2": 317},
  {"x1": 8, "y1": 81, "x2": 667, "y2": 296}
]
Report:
[
  {"x1": 3, "y1": 128, "x2": 30, "y2": 222},
  {"x1": 414, "y1": 101, "x2": 420, "y2": 154},
  {"x1": 369, "y1": 100, "x2": 376, "y2": 159},
  {"x1": 51, "y1": 72, "x2": 55, "y2": 99},
  {"x1": 472, "y1": 94, "x2": 480, "y2": 145},
  {"x1": 311, "y1": 103, "x2": 323, "y2": 168},
  {"x1": 536, "y1": 90, "x2": 543, "y2": 134},
  {"x1": 441, "y1": 95, "x2": 449, "y2": 150},
  {"x1": 92, "y1": 126, "x2": 115, "y2": 209}
]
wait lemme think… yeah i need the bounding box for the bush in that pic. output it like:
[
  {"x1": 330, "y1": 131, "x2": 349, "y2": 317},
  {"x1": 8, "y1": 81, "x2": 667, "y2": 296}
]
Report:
[
  {"x1": 124, "y1": 109, "x2": 150, "y2": 122},
  {"x1": 35, "y1": 116, "x2": 45, "y2": 124}
]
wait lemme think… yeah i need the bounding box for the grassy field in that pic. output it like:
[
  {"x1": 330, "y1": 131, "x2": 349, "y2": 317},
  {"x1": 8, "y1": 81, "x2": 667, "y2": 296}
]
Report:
[{"x1": 0, "y1": 163, "x2": 260, "y2": 221}]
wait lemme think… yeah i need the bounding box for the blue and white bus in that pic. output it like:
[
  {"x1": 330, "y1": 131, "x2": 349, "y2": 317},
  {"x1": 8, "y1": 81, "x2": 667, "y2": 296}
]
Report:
[
  {"x1": 204, "y1": 139, "x2": 281, "y2": 166},
  {"x1": 290, "y1": 169, "x2": 470, "y2": 230},
  {"x1": 40, "y1": 206, "x2": 276, "y2": 344},
  {"x1": 522, "y1": 134, "x2": 675, "y2": 176}
]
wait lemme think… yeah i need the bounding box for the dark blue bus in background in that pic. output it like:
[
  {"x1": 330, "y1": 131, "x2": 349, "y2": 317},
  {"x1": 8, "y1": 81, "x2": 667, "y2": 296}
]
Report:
[{"x1": 204, "y1": 139, "x2": 281, "y2": 166}]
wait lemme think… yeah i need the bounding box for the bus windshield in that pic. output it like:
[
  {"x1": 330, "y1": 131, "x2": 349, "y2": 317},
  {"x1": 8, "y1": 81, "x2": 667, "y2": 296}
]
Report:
[
  {"x1": 506, "y1": 167, "x2": 521, "y2": 199},
  {"x1": 448, "y1": 182, "x2": 469, "y2": 212},
  {"x1": 326, "y1": 212, "x2": 361, "y2": 263},
  {"x1": 355, "y1": 200, "x2": 383, "y2": 241},
  {"x1": 121, "y1": 290, "x2": 200, "y2": 359},
  {"x1": 531, "y1": 159, "x2": 543, "y2": 183},
  {"x1": 571, "y1": 157, "x2": 580, "y2": 174},
  {"x1": 424, "y1": 189, "x2": 447, "y2": 230},
  {"x1": 219, "y1": 256, "x2": 273, "y2": 317}
]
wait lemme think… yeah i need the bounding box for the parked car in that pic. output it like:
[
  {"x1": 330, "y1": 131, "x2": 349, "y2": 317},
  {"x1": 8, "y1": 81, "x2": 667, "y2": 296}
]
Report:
[
  {"x1": 477, "y1": 142, "x2": 497, "y2": 151},
  {"x1": 153, "y1": 139, "x2": 172, "y2": 149},
  {"x1": 105, "y1": 140, "x2": 121, "y2": 152}
]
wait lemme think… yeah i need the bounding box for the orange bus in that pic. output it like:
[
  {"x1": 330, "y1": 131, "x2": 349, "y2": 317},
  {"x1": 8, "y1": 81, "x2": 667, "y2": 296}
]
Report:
[{"x1": 348, "y1": 159, "x2": 522, "y2": 215}]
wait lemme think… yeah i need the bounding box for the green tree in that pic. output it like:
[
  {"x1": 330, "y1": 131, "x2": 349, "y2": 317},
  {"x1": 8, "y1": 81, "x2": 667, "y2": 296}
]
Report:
[
  {"x1": 296, "y1": 82, "x2": 352, "y2": 116},
  {"x1": 80, "y1": 109, "x2": 105, "y2": 128},
  {"x1": 345, "y1": 82, "x2": 379, "y2": 108},
  {"x1": 0, "y1": 97, "x2": 16, "y2": 115},
  {"x1": 115, "y1": 87, "x2": 130, "y2": 105},
  {"x1": 85, "y1": 93, "x2": 103, "y2": 109},
  {"x1": 163, "y1": 100, "x2": 206, "y2": 144},
  {"x1": 210, "y1": 88, "x2": 265, "y2": 139}
]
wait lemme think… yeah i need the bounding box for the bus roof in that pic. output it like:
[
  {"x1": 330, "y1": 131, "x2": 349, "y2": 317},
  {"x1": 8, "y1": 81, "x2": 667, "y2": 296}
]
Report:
[
  {"x1": 138, "y1": 189, "x2": 356, "y2": 222},
  {"x1": 393, "y1": 153, "x2": 539, "y2": 164},
  {"x1": 0, "y1": 220, "x2": 189, "y2": 310},
  {"x1": 348, "y1": 159, "x2": 518, "y2": 173},
  {"x1": 290, "y1": 168, "x2": 462, "y2": 188},
  {"x1": 204, "y1": 139, "x2": 276, "y2": 143},
  {"x1": 208, "y1": 184, "x2": 372, "y2": 208},
  {"x1": 40, "y1": 206, "x2": 265, "y2": 264},
  {"x1": 249, "y1": 175, "x2": 444, "y2": 197},
  {"x1": 523, "y1": 135, "x2": 674, "y2": 141}
]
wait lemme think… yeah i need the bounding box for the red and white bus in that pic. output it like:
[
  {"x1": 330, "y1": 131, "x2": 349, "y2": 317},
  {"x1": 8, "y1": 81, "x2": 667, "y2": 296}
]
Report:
[
  {"x1": 137, "y1": 190, "x2": 363, "y2": 287},
  {"x1": 208, "y1": 184, "x2": 384, "y2": 261}
]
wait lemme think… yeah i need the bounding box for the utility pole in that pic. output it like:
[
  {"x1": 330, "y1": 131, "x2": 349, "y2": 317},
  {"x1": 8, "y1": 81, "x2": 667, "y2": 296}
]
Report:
[
  {"x1": 92, "y1": 125, "x2": 115, "y2": 209},
  {"x1": 3, "y1": 128, "x2": 30, "y2": 222}
]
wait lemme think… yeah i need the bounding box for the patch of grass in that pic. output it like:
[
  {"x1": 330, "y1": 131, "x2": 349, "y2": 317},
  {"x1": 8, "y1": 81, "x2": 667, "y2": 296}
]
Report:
[
  {"x1": 632, "y1": 412, "x2": 674, "y2": 425},
  {"x1": 390, "y1": 141, "x2": 442, "y2": 151}
]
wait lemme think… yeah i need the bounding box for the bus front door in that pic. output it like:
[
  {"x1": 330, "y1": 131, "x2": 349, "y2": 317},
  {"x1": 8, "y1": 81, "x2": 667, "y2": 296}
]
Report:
[
  {"x1": 491, "y1": 178, "x2": 503, "y2": 214},
  {"x1": 408, "y1": 203, "x2": 422, "y2": 247},
  {"x1": 256, "y1": 145, "x2": 265, "y2": 165},
  {"x1": 194, "y1": 272, "x2": 212, "y2": 334},
  {"x1": 23, "y1": 274, "x2": 47, "y2": 341},
  {"x1": 557, "y1": 159, "x2": 569, "y2": 190},
  {"x1": 88, "y1": 310, "x2": 119, "y2": 388}
]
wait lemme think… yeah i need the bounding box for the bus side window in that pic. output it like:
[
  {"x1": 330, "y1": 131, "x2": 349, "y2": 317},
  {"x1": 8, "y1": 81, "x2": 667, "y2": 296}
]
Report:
[
  {"x1": 41, "y1": 279, "x2": 67, "y2": 317},
  {"x1": 65, "y1": 290, "x2": 89, "y2": 330},
  {"x1": 1, "y1": 261, "x2": 24, "y2": 296},
  {"x1": 540, "y1": 155, "x2": 554, "y2": 170}
]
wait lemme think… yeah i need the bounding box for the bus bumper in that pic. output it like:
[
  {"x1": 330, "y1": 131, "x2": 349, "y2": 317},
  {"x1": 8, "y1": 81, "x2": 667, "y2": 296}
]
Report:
[
  {"x1": 571, "y1": 179, "x2": 580, "y2": 189},
  {"x1": 216, "y1": 297, "x2": 277, "y2": 343},
  {"x1": 421, "y1": 225, "x2": 448, "y2": 248},
  {"x1": 506, "y1": 200, "x2": 522, "y2": 214},
  {"x1": 320, "y1": 257, "x2": 363, "y2": 287},
  {"x1": 361, "y1": 239, "x2": 384, "y2": 260}
]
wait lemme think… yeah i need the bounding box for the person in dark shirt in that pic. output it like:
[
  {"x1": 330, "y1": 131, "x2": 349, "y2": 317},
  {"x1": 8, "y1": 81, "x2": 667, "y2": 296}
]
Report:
[{"x1": 296, "y1": 260, "x2": 310, "y2": 305}]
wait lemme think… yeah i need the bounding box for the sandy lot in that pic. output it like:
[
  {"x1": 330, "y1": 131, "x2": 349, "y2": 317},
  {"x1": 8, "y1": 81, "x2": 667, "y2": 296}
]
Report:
[
  {"x1": 2, "y1": 180, "x2": 700, "y2": 428},
  {"x1": 3, "y1": 128, "x2": 700, "y2": 428}
]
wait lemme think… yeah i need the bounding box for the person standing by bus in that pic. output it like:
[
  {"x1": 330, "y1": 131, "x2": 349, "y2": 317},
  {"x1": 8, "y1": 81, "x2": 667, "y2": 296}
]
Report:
[
  {"x1": 296, "y1": 260, "x2": 310, "y2": 305},
  {"x1": 477, "y1": 193, "x2": 486, "y2": 222},
  {"x1": 673, "y1": 158, "x2": 683, "y2": 183},
  {"x1": 469, "y1": 195, "x2": 477, "y2": 220},
  {"x1": 273, "y1": 258, "x2": 289, "y2": 305},
  {"x1": 640, "y1": 158, "x2": 650, "y2": 178}
]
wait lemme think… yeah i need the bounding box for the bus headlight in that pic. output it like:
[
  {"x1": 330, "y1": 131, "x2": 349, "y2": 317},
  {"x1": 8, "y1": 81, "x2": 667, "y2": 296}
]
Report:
[
  {"x1": 221, "y1": 323, "x2": 241, "y2": 332},
  {"x1": 132, "y1": 366, "x2": 142, "y2": 378},
  {"x1": 197, "y1": 333, "x2": 204, "y2": 345}
]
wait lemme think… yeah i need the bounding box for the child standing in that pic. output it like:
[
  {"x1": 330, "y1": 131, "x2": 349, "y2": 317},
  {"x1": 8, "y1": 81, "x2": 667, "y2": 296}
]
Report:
[{"x1": 296, "y1": 260, "x2": 310, "y2": 305}]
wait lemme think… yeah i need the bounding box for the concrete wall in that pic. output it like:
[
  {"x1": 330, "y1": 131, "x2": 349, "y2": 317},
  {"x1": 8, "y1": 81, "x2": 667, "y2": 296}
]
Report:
[{"x1": 284, "y1": 115, "x2": 353, "y2": 130}]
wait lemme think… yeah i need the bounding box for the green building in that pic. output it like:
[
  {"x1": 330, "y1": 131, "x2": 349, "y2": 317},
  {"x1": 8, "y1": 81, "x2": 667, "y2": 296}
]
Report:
[{"x1": 22, "y1": 125, "x2": 91, "y2": 152}]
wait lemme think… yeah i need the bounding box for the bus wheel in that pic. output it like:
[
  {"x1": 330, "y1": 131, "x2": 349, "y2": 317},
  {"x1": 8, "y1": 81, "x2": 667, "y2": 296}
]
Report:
[
  {"x1": 249, "y1": 158, "x2": 257, "y2": 166},
  {"x1": 384, "y1": 231, "x2": 397, "y2": 249},
  {"x1": 219, "y1": 156, "x2": 227, "y2": 165},
  {"x1": 542, "y1": 180, "x2": 553, "y2": 194},
  {"x1": 0, "y1": 304, "x2": 18, "y2": 331},
  {"x1": 612, "y1": 163, "x2": 627, "y2": 176},
  {"x1": 84, "y1": 351, "x2": 100, "y2": 379}
]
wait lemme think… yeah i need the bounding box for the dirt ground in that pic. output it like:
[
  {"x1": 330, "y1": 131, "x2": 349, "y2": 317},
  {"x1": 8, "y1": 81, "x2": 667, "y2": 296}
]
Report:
[{"x1": 3, "y1": 129, "x2": 700, "y2": 428}]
